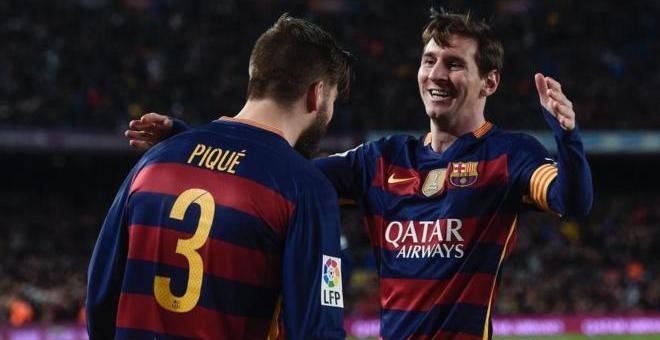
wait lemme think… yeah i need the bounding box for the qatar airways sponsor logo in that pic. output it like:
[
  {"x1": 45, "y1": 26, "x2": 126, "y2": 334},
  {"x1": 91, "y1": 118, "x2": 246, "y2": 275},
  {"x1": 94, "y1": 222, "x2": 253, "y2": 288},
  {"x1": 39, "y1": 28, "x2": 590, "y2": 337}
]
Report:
[{"x1": 385, "y1": 219, "x2": 465, "y2": 259}]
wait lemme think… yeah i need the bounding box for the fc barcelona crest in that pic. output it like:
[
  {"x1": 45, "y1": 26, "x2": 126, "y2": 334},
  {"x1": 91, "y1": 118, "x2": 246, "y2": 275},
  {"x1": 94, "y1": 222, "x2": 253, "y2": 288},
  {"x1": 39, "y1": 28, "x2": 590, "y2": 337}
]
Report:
[
  {"x1": 422, "y1": 168, "x2": 447, "y2": 197},
  {"x1": 449, "y1": 161, "x2": 479, "y2": 187}
]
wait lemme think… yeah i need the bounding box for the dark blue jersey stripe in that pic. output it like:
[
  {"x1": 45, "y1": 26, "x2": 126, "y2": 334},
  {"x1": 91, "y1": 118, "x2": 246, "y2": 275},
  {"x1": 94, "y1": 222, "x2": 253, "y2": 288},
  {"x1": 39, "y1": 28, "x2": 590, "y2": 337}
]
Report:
[
  {"x1": 129, "y1": 192, "x2": 281, "y2": 253},
  {"x1": 116, "y1": 328, "x2": 199, "y2": 340},
  {"x1": 378, "y1": 249, "x2": 462, "y2": 279},
  {"x1": 379, "y1": 242, "x2": 503, "y2": 279},
  {"x1": 364, "y1": 184, "x2": 518, "y2": 220},
  {"x1": 121, "y1": 259, "x2": 279, "y2": 318},
  {"x1": 458, "y1": 243, "x2": 504, "y2": 274},
  {"x1": 382, "y1": 303, "x2": 486, "y2": 338}
]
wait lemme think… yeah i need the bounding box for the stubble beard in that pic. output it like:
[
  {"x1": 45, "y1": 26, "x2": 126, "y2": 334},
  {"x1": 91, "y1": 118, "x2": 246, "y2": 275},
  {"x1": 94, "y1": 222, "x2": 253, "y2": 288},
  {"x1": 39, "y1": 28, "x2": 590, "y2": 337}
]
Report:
[{"x1": 294, "y1": 105, "x2": 329, "y2": 159}]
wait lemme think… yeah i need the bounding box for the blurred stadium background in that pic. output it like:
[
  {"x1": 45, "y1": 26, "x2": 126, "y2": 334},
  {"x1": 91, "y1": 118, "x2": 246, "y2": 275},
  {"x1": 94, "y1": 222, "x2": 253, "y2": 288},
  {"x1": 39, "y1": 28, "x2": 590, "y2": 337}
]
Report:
[{"x1": 1, "y1": 0, "x2": 659, "y2": 338}]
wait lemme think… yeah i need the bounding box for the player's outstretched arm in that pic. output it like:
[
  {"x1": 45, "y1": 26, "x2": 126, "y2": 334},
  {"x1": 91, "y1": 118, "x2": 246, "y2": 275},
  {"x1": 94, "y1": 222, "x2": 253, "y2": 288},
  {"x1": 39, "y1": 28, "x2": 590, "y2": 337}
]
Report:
[
  {"x1": 534, "y1": 73, "x2": 593, "y2": 217},
  {"x1": 124, "y1": 112, "x2": 185, "y2": 150}
]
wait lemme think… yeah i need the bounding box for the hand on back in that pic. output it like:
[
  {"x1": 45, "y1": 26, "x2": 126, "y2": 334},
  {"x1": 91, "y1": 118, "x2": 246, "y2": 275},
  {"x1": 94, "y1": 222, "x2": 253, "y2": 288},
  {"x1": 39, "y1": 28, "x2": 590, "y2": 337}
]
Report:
[{"x1": 124, "y1": 112, "x2": 173, "y2": 150}]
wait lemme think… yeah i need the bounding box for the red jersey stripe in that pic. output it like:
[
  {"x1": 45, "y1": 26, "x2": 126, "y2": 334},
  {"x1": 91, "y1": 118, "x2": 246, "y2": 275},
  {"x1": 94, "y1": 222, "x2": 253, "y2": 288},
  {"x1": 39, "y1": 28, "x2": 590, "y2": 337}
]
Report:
[
  {"x1": 447, "y1": 154, "x2": 508, "y2": 190},
  {"x1": 117, "y1": 293, "x2": 271, "y2": 339},
  {"x1": 127, "y1": 225, "x2": 280, "y2": 287},
  {"x1": 372, "y1": 157, "x2": 422, "y2": 196},
  {"x1": 380, "y1": 273, "x2": 495, "y2": 312},
  {"x1": 130, "y1": 163, "x2": 294, "y2": 233},
  {"x1": 372, "y1": 154, "x2": 508, "y2": 196}
]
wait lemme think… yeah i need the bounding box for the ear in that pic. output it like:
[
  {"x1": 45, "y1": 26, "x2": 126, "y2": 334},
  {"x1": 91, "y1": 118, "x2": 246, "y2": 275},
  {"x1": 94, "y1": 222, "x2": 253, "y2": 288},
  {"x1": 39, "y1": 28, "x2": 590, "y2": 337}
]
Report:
[
  {"x1": 306, "y1": 81, "x2": 324, "y2": 113},
  {"x1": 480, "y1": 70, "x2": 500, "y2": 97}
]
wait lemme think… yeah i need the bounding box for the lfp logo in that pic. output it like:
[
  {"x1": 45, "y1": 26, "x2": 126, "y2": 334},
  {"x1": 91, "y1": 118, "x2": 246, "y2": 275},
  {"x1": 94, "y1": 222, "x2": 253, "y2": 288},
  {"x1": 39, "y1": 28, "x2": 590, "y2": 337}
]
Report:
[
  {"x1": 321, "y1": 255, "x2": 344, "y2": 308},
  {"x1": 323, "y1": 258, "x2": 341, "y2": 288}
]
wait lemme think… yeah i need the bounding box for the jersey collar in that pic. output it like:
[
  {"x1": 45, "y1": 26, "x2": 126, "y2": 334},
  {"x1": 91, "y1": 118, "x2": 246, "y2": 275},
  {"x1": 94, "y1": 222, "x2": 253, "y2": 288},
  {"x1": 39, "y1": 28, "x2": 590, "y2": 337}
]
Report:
[
  {"x1": 423, "y1": 121, "x2": 494, "y2": 146},
  {"x1": 219, "y1": 116, "x2": 285, "y2": 139}
]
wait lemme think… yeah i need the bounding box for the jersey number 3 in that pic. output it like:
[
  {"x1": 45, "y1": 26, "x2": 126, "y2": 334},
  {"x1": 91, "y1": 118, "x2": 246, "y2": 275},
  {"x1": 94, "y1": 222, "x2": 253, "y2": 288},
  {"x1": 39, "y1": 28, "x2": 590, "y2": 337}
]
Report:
[{"x1": 154, "y1": 188, "x2": 215, "y2": 313}]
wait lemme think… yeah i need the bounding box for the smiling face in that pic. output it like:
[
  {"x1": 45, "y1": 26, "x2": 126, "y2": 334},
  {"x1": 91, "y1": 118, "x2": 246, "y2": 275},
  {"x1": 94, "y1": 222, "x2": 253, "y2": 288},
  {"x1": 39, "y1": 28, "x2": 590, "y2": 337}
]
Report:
[{"x1": 417, "y1": 34, "x2": 490, "y2": 125}]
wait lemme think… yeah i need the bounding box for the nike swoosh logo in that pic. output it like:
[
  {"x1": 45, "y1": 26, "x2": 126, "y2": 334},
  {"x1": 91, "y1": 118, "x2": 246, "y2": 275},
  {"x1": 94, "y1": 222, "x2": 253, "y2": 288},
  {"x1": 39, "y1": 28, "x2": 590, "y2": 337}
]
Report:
[{"x1": 388, "y1": 173, "x2": 415, "y2": 184}]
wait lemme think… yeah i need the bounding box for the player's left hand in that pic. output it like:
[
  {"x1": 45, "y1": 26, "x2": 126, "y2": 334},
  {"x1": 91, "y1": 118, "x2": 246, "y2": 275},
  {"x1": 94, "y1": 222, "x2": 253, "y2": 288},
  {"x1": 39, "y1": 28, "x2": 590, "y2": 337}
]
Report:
[
  {"x1": 535, "y1": 73, "x2": 575, "y2": 131},
  {"x1": 124, "y1": 112, "x2": 173, "y2": 150}
]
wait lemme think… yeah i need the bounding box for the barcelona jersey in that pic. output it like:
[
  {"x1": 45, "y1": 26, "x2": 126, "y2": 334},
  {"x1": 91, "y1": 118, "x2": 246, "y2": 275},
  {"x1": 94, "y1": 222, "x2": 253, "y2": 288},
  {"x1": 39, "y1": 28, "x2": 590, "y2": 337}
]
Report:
[
  {"x1": 315, "y1": 120, "x2": 592, "y2": 339},
  {"x1": 87, "y1": 117, "x2": 345, "y2": 339}
]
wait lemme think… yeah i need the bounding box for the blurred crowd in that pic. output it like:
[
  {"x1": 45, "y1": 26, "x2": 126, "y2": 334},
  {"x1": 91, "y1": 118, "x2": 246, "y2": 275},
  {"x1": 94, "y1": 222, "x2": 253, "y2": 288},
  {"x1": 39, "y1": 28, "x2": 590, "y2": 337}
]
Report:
[
  {"x1": 0, "y1": 154, "x2": 123, "y2": 326},
  {"x1": 1, "y1": 0, "x2": 659, "y2": 133},
  {"x1": 496, "y1": 196, "x2": 660, "y2": 315},
  {"x1": 0, "y1": 192, "x2": 96, "y2": 326}
]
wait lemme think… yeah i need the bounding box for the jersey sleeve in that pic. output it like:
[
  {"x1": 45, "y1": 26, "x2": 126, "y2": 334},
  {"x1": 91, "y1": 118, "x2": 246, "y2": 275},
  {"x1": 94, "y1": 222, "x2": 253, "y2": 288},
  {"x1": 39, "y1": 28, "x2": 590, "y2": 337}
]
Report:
[
  {"x1": 86, "y1": 166, "x2": 139, "y2": 338},
  {"x1": 542, "y1": 109, "x2": 593, "y2": 217},
  {"x1": 279, "y1": 175, "x2": 345, "y2": 340},
  {"x1": 312, "y1": 142, "x2": 378, "y2": 202},
  {"x1": 513, "y1": 133, "x2": 558, "y2": 213},
  {"x1": 516, "y1": 109, "x2": 593, "y2": 217},
  {"x1": 170, "y1": 118, "x2": 191, "y2": 136}
]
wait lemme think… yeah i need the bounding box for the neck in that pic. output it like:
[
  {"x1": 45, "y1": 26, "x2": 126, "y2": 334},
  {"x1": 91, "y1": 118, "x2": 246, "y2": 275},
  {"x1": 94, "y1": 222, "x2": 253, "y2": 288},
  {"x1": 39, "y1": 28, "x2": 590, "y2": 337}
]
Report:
[
  {"x1": 428, "y1": 110, "x2": 486, "y2": 153},
  {"x1": 233, "y1": 99, "x2": 308, "y2": 146}
]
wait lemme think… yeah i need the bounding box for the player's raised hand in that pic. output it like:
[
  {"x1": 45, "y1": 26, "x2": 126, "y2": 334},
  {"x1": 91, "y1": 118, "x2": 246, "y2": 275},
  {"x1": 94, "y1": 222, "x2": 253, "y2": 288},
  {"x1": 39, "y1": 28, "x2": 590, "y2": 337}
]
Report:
[
  {"x1": 535, "y1": 73, "x2": 575, "y2": 131},
  {"x1": 124, "y1": 112, "x2": 173, "y2": 150}
]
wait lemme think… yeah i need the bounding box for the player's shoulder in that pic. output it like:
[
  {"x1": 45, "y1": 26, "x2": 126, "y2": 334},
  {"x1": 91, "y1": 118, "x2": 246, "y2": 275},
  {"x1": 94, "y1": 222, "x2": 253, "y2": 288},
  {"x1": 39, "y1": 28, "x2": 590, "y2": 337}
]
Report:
[
  {"x1": 182, "y1": 120, "x2": 295, "y2": 160},
  {"x1": 486, "y1": 128, "x2": 542, "y2": 147},
  {"x1": 144, "y1": 121, "x2": 327, "y2": 189},
  {"x1": 290, "y1": 152, "x2": 338, "y2": 192},
  {"x1": 487, "y1": 128, "x2": 547, "y2": 156},
  {"x1": 138, "y1": 123, "x2": 240, "y2": 164},
  {"x1": 363, "y1": 133, "x2": 426, "y2": 157},
  {"x1": 374, "y1": 133, "x2": 424, "y2": 148},
  {"x1": 272, "y1": 153, "x2": 338, "y2": 208}
]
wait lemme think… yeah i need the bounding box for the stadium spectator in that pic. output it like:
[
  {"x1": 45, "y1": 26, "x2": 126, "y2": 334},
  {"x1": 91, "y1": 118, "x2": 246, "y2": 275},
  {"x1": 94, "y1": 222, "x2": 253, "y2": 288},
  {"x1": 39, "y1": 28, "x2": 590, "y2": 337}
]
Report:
[
  {"x1": 8, "y1": 297, "x2": 33, "y2": 327},
  {"x1": 1, "y1": 1, "x2": 659, "y2": 130}
]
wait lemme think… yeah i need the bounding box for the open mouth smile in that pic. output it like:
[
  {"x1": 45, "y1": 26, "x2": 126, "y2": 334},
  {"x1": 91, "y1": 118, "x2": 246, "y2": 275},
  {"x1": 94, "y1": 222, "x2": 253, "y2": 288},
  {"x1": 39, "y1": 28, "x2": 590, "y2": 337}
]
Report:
[{"x1": 428, "y1": 88, "x2": 455, "y2": 100}]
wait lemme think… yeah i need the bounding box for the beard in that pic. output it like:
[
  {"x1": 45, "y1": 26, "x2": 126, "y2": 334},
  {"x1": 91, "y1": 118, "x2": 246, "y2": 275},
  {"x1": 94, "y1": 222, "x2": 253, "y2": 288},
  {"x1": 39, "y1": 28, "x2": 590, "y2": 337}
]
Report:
[{"x1": 294, "y1": 104, "x2": 329, "y2": 159}]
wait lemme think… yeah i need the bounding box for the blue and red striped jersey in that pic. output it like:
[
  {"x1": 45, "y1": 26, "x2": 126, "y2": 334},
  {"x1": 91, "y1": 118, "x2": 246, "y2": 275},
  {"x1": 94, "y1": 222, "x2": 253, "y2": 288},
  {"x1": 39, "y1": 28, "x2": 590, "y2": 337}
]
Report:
[
  {"x1": 314, "y1": 120, "x2": 592, "y2": 339},
  {"x1": 87, "y1": 117, "x2": 345, "y2": 339}
]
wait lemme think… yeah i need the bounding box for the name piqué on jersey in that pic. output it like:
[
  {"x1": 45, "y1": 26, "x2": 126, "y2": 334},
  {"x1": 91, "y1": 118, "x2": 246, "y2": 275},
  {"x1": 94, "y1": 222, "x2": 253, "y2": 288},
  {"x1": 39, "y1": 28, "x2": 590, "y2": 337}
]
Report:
[{"x1": 186, "y1": 144, "x2": 247, "y2": 174}]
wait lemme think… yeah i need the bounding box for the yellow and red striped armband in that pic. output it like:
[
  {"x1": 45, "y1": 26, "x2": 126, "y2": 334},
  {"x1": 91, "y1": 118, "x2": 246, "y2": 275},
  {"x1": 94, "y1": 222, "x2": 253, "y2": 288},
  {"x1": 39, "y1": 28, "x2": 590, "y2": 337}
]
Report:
[{"x1": 528, "y1": 163, "x2": 558, "y2": 213}]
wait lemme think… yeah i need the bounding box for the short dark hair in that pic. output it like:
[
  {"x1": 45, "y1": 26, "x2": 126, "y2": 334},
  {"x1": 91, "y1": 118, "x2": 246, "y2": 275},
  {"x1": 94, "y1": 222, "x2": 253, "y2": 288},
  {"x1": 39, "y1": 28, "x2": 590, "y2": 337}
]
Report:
[
  {"x1": 422, "y1": 9, "x2": 503, "y2": 77},
  {"x1": 247, "y1": 14, "x2": 352, "y2": 105}
]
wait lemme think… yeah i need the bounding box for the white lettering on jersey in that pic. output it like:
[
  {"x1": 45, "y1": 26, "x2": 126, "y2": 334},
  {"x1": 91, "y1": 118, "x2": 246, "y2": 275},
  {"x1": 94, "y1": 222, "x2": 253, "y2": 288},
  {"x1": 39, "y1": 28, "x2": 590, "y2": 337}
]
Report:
[{"x1": 385, "y1": 219, "x2": 466, "y2": 259}]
